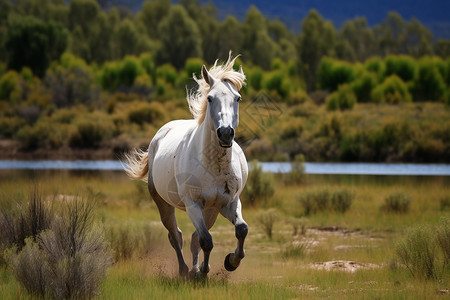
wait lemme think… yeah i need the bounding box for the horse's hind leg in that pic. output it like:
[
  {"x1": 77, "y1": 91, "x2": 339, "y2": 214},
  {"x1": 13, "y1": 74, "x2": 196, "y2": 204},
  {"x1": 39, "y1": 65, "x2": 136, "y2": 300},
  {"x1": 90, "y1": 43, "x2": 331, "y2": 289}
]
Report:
[
  {"x1": 220, "y1": 198, "x2": 248, "y2": 271},
  {"x1": 189, "y1": 208, "x2": 218, "y2": 277},
  {"x1": 148, "y1": 180, "x2": 189, "y2": 277}
]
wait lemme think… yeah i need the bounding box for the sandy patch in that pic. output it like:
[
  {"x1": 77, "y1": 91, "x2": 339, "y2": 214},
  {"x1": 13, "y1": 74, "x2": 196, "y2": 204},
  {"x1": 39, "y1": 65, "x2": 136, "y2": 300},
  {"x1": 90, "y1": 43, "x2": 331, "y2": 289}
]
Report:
[{"x1": 309, "y1": 260, "x2": 380, "y2": 273}]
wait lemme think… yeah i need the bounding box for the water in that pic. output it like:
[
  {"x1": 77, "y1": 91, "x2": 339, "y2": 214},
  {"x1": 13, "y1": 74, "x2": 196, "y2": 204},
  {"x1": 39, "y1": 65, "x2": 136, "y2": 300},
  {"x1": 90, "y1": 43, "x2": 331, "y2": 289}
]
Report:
[{"x1": 0, "y1": 160, "x2": 449, "y2": 176}]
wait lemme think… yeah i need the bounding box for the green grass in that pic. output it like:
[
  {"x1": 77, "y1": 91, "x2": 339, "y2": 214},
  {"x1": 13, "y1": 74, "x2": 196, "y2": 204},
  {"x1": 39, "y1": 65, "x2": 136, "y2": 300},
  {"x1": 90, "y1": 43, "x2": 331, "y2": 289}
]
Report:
[{"x1": 0, "y1": 170, "x2": 449, "y2": 299}]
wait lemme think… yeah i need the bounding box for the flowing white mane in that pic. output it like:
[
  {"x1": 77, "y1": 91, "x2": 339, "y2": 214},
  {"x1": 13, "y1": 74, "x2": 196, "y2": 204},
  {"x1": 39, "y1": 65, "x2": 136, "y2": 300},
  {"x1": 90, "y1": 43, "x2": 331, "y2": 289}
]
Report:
[{"x1": 188, "y1": 53, "x2": 246, "y2": 124}]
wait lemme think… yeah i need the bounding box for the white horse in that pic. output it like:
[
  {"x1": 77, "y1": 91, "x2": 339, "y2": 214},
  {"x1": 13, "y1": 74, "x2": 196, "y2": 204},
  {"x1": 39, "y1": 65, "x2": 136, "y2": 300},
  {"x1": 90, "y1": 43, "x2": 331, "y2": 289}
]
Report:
[{"x1": 122, "y1": 54, "x2": 248, "y2": 278}]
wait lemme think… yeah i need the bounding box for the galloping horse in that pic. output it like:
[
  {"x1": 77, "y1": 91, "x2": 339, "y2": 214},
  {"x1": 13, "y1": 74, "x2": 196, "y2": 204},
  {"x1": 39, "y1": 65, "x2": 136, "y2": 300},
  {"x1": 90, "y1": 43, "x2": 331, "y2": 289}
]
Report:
[{"x1": 122, "y1": 54, "x2": 248, "y2": 278}]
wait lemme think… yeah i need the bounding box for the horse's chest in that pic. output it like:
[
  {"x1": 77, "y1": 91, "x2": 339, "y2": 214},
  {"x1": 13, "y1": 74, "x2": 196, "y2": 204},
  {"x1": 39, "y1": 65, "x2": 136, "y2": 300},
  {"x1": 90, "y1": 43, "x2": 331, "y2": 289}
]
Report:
[{"x1": 202, "y1": 176, "x2": 239, "y2": 207}]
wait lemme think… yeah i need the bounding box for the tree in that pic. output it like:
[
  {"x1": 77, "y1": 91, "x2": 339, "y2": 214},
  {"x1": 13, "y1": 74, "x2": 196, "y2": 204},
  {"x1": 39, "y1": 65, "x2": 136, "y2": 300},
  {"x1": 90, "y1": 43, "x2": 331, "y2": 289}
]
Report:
[
  {"x1": 297, "y1": 9, "x2": 336, "y2": 91},
  {"x1": 374, "y1": 12, "x2": 407, "y2": 56},
  {"x1": 6, "y1": 16, "x2": 68, "y2": 77},
  {"x1": 242, "y1": 6, "x2": 277, "y2": 69},
  {"x1": 157, "y1": 5, "x2": 202, "y2": 69},
  {"x1": 435, "y1": 39, "x2": 450, "y2": 58},
  {"x1": 339, "y1": 17, "x2": 376, "y2": 61},
  {"x1": 138, "y1": 0, "x2": 171, "y2": 39},
  {"x1": 217, "y1": 16, "x2": 244, "y2": 60},
  {"x1": 401, "y1": 18, "x2": 432, "y2": 57}
]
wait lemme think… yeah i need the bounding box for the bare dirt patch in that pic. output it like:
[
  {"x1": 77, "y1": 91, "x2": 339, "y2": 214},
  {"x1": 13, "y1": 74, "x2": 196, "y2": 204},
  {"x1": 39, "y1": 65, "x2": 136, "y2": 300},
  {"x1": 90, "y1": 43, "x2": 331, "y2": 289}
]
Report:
[{"x1": 309, "y1": 260, "x2": 380, "y2": 273}]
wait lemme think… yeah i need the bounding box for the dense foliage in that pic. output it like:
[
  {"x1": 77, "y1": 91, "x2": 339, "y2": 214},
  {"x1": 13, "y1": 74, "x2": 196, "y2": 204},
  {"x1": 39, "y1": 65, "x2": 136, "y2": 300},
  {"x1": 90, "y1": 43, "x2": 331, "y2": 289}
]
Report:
[{"x1": 0, "y1": 0, "x2": 450, "y2": 162}]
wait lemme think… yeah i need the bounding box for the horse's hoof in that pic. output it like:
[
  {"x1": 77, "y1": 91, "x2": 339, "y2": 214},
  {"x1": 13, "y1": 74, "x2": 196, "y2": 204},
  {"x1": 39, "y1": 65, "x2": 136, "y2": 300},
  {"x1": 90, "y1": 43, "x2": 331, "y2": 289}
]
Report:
[{"x1": 224, "y1": 253, "x2": 239, "y2": 271}]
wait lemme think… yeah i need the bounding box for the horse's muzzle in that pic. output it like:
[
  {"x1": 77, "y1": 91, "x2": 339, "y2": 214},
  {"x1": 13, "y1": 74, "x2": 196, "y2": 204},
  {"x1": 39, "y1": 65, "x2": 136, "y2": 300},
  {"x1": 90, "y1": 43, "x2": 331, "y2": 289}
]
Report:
[{"x1": 217, "y1": 126, "x2": 234, "y2": 148}]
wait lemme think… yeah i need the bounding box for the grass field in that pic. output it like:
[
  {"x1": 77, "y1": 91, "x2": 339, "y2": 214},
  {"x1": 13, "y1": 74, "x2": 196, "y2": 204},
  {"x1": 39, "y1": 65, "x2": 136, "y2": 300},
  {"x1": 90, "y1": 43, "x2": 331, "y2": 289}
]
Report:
[{"x1": 0, "y1": 170, "x2": 449, "y2": 299}]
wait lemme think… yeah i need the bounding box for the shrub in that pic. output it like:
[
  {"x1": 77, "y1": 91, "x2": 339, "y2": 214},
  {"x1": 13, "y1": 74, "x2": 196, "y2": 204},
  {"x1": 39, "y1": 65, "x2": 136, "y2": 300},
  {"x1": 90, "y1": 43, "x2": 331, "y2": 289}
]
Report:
[
  {"x1": 384, "y1": 55, "x2": 415, "y2": 82},
  {"x1": 0, "y1": 70, "x2": 22, "y2": 103},
  {"x1": 68, "y1": 113, "x2": 115, "y2": 149},
  {"x1": 286, "y1": 153, "x2": 305, "y2": 185},
  {"x1": 412, "y1": 58, "x2": 447, "y2": 102},
  {"x1": 128, "y1": 102, "x2": 165, "y2": 126},
  {"x1": 326, "y1": 84, "x2": 356, "y2": 111},
  {"x1": 264, "y1": 71, "x2": 291, "y2": 99},
  {"x1": 16, "y1": 123, "x2": 50, "y2": 150},
  {"x1": 0, "y1": 187, "x2": 52, "y2": 254},
  {"x1": 298, "y1": 189, "x2": 330, "y2": 216},
  {"x1": 139, "y1": 52, "x2": 155, "y2": 81},
  {"x1": 0, "y1": 117, "x2": 26, "y2": 138},
  {"x1": 371, "y1": 75, "x2": 412, "y2": 103},
  {"x1": 248, "y1": 67, "x2": 264, "y2": 91},
  {"x1": 281, "y1": 242, "x2": 309, "y2": 259},
  {"x1": 7, "y1": 198, "x2": 112, "y2": 299},
  {"x1": 351, "y1": 71, "x2": 377, "y2": 102},
  {"x1": 256, "y1": 208, "x2": 279, "y2": 239},
  {"x1": 331, "y1": 189, "x2": 354, "y2": 213},
  {"x1": 318, "y1": 57, "x2": 356, "y2": 91},
  {"x1": 156, "y1": 63, "x2": 177, "y2": 86},
  {"x1": 395, "y1": 226, "x2": 438, "y2": 280},
  {"x1": 381, "y1": 192, "x2": 411, "y2": 213},
  {"x1": 185, "y1": 57, "x2": 204, "y2": 78},
  {"x1": 298, "y1": 188, "x2": 353, "y2": 215},
  {"x1": 242, "y1": 160, "x2": 275, "y2": 206},
  {"x1": 364, "y1": 57, "x2": 384, "y2": 80}
]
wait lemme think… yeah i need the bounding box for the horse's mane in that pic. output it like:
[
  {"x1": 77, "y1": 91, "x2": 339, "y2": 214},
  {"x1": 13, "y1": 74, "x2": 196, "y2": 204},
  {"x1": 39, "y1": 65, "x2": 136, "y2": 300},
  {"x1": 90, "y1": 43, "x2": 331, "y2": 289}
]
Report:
[{"x1": 187, "y1": 53, "x2": 246, "y2": 125}]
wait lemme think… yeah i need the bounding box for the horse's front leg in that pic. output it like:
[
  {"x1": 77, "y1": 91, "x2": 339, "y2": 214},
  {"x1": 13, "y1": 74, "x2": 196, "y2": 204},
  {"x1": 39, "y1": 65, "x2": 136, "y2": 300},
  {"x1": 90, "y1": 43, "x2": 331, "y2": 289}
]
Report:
[
  {"x1": 185, "y1": 199, "x2": 213, "y2": 277},
  {"x1": 221, "y1": 198, "x2": 248, "y2": 271}
]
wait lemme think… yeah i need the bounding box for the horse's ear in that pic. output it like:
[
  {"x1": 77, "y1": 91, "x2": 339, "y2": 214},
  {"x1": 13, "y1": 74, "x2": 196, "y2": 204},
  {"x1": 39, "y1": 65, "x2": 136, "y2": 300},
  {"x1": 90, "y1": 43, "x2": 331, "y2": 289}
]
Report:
[
  {"x1": 202, "y1": 65, "x2": 215, "y2": 86},
  {"x1": 238, "y1": 65, "x2": 244, "y2": 75}
]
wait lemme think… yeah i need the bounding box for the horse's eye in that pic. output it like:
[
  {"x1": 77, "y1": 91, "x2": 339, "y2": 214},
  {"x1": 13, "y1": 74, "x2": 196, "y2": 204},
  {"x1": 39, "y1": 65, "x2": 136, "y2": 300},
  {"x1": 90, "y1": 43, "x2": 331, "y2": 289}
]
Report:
[
  {"x1": 207, "y1": 96, "x2": 213, "y2": 103},
  {"x1": 237, "y1": 96, "x2": 241, "y2": 102}
]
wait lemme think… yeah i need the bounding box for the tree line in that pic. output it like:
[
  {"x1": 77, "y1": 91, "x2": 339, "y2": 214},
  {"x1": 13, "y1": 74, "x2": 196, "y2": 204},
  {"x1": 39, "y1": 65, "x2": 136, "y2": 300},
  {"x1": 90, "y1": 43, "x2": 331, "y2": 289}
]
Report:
[{"x1": 1, "y1": 0, "x2": 450, "y2": 88}]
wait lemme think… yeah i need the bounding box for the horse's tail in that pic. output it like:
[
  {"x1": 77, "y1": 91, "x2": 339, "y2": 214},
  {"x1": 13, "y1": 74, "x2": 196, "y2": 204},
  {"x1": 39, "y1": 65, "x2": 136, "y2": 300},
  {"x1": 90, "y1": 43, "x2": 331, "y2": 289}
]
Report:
[{"x1": 121, "y1": 148, "x2": 149, "y2": 183}]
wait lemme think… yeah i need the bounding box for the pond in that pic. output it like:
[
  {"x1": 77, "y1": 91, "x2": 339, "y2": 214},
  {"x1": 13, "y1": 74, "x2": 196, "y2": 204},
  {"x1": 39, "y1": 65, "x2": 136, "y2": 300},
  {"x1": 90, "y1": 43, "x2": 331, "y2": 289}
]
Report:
[{"x1": 0, "y1": 160, "x2": 449, "y2": 176}]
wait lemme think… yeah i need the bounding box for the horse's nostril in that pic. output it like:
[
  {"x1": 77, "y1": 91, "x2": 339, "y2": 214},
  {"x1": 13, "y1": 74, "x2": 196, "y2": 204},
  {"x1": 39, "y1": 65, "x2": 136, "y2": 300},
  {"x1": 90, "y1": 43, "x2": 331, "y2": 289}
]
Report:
[{"x1": 216, "y1": 128, "x2": 222, "y2": 138}]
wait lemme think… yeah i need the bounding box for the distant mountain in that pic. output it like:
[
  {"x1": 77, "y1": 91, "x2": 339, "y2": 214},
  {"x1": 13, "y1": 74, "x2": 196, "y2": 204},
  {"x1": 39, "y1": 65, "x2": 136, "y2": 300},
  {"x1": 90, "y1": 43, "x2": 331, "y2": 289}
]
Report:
[{"x1": 103, "y1": 0, "x2": 450, "y2": 39}]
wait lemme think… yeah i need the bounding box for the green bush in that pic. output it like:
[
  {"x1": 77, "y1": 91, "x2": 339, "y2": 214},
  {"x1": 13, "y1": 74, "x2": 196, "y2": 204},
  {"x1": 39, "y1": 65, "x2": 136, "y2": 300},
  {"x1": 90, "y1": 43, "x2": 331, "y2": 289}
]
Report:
[
  {"x1": 100, "y1": 56, "x2": 143, "y2": 91},
  {"x1": 412, "y1": 57, "x2": 447, "y2": 102},
  {"x1": 264, "y1": 71, "x2": 291, "y2": 99},
  {"x1": 331, "y1": 189, "x2": 354, "y2": 213},
  {"x1": 384, "y1": 55, "x2": 416, "y2": 82},
  {"x1": 318, "y1": 57, "x2": 356, "y2": 91},
  {"x1": 256, "y1": 208, "x2": 279, "y2": 239},
  {"x1": 184, "y1": 57, "x2": 204, "y2": 78},
  {"x1": 298, "y1": 188, "x2": 353, "y2": 215},
  {"x1": 139, "y1": 52, "x2": 155, "y2": 81},
  {"x1": 364, "y1": 57, "x2": 385, "y2": 80},
  {"x1": 68, "y1": 113, "x2": 115, "y2": 148},
  {"x1": 351, "y1": 71, "x2": 377, "y2": 102},
  {"x1": 128, "y1": 102, "x2": 165, "y2": 126},
  {"x1": 156, "y1": 63, "x2": 177, "y2": 86},
  {"x1": 396, "y1": 225, "x2": 438, "y2": 280},
  {"x1": 242, "y1": 160, "x2": 275, "y2": 206},
  {"x1": 371, "y1": 75, "x2": 412, "y2": 103},
  {"x1": 298, "y1": 189, "x2": 330, "y2": 216},
  {"x1": 0, "y1": 117, "x2": 26, "y2": 138},
  {"x1": 381, "y1": 192, "x2": 411, "y2": 213},
  {"x1": 0, "y1": 70, "x2": 22, "y2": 103},
  {"x1": 16, "y1": 123, "x2": 50, "y2": 150},
  {"x1": 248, "y1": 67, "x2": 264, "y2": 91},
  {"x1": 326, "y1": 84, "x2": 356, "y2": 111}
]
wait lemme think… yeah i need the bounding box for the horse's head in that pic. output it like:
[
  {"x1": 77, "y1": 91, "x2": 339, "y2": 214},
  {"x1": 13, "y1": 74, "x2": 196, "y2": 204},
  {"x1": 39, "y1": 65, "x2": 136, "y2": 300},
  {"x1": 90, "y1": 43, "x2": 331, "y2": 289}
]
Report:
[{"x1": 202, "y1": 65, "x2": 244, "y2": 148}]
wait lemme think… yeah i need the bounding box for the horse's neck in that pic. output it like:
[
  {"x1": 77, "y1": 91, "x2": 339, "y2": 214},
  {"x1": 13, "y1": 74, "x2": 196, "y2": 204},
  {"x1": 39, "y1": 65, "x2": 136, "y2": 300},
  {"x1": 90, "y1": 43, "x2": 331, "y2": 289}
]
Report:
[{"x1": 196, "y1": 118, "x2": 232, "y2": 175}]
